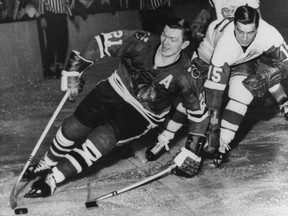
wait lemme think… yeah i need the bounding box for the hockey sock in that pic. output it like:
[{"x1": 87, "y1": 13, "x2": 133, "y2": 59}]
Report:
[
  {"x1": 52, "y1": 167, "x2": 66, "y2": 184},
  {"x1": 219, "y1": 138, "x2": 230, "y2": 153},
  {"x1": 56, "y1": 139, "x2": 103, "y2": 179},
  {"x1": 46, "y1": 127, "x2": 75, "y2": 162},
  {"x1": 220, "y1": 99, "x2": 248, "y2": 148},
  {"x1": 269, "y1": 83, "x2": 287, "y2": 103},
  {"x1": 43, "y1": 152, "x2": 58, "y2": 167}
]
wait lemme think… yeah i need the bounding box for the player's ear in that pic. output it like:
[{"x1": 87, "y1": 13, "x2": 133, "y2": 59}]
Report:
[{"x1": 182, "y1": 40, "x2": 190, "y2": 50}]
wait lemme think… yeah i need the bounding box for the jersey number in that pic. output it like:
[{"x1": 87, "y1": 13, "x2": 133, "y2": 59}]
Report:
[
  {"x1": 102, "y1": 31, "x2": 124, "y2": 56},
  {"x1": 207, "y1": 65, "x2": 223, "y2": 83}
]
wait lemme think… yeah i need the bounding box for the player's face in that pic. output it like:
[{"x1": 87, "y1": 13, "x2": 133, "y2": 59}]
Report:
[
  {"x1": 234, "y1": 22, "x2": 258, "y2": 47},
  {"x1": 160, "y1": 26, "x2": 189, "y2": 57}
]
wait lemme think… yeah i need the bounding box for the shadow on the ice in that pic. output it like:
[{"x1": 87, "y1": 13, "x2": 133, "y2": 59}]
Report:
[
  {"x1": 229, "y1": 93, "x2": 280, "y2": 150},
  {"x1": 63, "y1": 129, "x2": 156, "y2": 179},
  {"x1": 61, "y1": 125, "x2": 186, "y2": 186}
]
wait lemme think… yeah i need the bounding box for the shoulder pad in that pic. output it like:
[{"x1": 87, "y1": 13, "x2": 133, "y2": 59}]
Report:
[{"x1": 134, "y1": 31, "x2": 150, "y2": 42}]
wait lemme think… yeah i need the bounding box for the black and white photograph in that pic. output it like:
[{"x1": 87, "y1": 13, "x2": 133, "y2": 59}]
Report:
[{"x1": 1, "y1": 0, "x2": 288, "y2": 215}]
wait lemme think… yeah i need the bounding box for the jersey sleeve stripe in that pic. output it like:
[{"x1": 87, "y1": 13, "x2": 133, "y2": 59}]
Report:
[
  {"x1": 187, "y1": 108, "x2": 209, "y2": 123},
  {"x1": 204, "y1": 80, "x2": 226, "y2": 91},
  {"x1": 95, "y1": 35, "x2": 105, "y2": 58},
  {"x1": 221, "y1": 119, "x2": 239, "y2": 132}
]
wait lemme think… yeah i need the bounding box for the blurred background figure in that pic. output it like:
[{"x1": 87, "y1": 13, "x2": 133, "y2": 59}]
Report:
[
  {"x1": 0, "y1": 0, "x2": 8, "y2": 22},
  {"x1": 38, "y1": 0, "x2": 74, "y2": 79}
]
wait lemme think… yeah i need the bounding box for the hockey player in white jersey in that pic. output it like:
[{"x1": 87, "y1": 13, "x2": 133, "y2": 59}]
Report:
[{"x1": 198, "y1": 5, "x2": 288, "y2": 166}]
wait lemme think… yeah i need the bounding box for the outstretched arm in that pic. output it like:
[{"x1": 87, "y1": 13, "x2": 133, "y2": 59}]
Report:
[{"x1": 61, "y1": 30, "x2": 149, "y2": 100}]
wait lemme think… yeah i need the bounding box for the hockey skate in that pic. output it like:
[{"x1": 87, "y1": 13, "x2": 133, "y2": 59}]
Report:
[
  {"x1": 24, "y1": 169, "x2": 56, "y2": 198},
  {"x1": 22, "y1": 160, "x2": 52, "y2": 181},
  {"x1": 145, "y1": 141, "x2": 170, "y2": 161},
  {"x1": 279, "y1": 98, "x2": 288, "y2": 120},
  {"x1": 212, "y1": 151, "x2": 229, "y2": 167}
]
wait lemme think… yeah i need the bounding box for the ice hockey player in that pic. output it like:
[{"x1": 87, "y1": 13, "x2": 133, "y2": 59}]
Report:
[
  {"x1": 23, "y1": 18, "x2": 210, "y2": 198},
  {"x1": 195, "y1": 0, "x2": 288, "y2": 161},
  {"x1": 198, "y1": 5, "x2": 288, "y2": 167}
]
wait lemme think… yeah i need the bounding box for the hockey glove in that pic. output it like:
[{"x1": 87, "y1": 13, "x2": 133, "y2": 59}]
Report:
[
  {"x1": 61, "y1": 71, "x2": 79, "y2": 101},
  {"x1": 61, "y1": 51, "x2": 93, "y2": 101},
  {"x1": 173, "y1": 147, "x2": 202, "y2": 178},
  {"x1": 243, "y1": 67, "x2": 281, "y2": 98},
  {"x1": 190, "y1": 9, "x2": 212, "y2": 41}
]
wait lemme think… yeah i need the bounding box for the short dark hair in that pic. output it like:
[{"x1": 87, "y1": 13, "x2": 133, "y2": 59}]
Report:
[
  {"x1": 234, "y1": 5, "x2": 260, "y2": 28},
  {"x1": 165, "y1": 18, "x2": 192, "y2": 41}
]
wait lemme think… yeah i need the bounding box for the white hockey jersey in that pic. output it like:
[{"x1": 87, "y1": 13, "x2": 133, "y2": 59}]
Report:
[
  {"x1": 195, "y1": 18, "x2": 288, "y2": 97},
  {"x1": 198, "y1": 18, "x2": 285, "y2": 68}
]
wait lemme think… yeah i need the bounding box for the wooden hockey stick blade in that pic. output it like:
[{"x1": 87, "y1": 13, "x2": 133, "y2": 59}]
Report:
[
  {"x1": 85, "y1": 163, "x2": 177, "y2": 209},
  {"x1": 9, "y1": 90, "x2": 71, "y2": 209},
  {"x1": 9, "y1": 184, "x2": 17, "y2": 210}
]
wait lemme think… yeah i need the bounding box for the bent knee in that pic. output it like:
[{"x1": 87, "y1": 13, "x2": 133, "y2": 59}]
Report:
[
  {"x1": 62, "y1": 115, "x2": 92, "y2": 140},
  {"x1": 229, "y1": 76, "x2": 254, "y2": 105},
  {"x1": 88, "y1": 123, "x2": 117, "y2": 156}
]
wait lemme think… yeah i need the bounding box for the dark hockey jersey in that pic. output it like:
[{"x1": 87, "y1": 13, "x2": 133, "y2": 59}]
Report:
[{"x1": 79, "y1": 30, "x2": 208, "y2": 132}]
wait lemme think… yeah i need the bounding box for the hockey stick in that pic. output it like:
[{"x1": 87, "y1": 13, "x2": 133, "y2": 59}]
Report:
[
  {"x1": 85, "y1": 163, "x2": 177, "y2": 209},
  {"x1": 9, "y1": 89, "x2": 71, "y2": 209}
]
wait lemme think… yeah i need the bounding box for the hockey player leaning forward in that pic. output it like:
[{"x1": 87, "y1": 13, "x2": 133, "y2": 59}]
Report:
[
  {"x1": 23, "y1": 18, "x2": 210, "y2": 198},
  {"x1": 208, "y1": 0, "x2": 288, "y2": 115},
  {"x1": 146, "y1": 5, "x2": 288, "y2": 167}
]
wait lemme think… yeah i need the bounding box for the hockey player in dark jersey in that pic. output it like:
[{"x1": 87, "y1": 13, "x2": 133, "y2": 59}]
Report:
[{"x1": 23, "y1": 18, "x2": 210, "y2": 198}]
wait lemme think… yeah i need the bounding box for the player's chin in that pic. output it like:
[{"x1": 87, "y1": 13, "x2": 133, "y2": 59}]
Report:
[
  {"x1": 239, "y1": 41, "x2": 252, "y2": 47},
  {"x1": 161, "y1": 50, "x2": 174, "y2": 57}
]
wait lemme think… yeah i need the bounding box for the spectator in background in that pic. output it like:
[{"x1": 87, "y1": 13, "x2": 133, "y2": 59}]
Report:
[
  {"x1": 17, "y1": 1, "x2": 40, "y2": 19},
  {"x1": 0, "y1": 0, "x2": 8, "y2": 22},
  {"x1": 25, "y1": 3, "x2": 39, "y2": 18},
  {"x1": 39, "y1": 0, "x2": 75, "y2": 79}
]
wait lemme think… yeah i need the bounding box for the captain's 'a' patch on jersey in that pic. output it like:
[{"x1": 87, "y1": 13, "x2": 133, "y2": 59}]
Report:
[{"x1": 94, "y1": 30, "x2": 150, "y2": 58}]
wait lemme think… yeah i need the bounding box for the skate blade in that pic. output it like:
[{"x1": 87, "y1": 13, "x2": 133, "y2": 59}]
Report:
[{"x1": 24, "y1": 188, "x2": 48, "y2": 198}]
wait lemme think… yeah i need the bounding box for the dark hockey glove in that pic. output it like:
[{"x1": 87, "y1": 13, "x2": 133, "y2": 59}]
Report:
[
  {"x1": 190, "y1": 9, "x2": 212, "y2": 41},
  {"x1": 173, "y1": 134, "x2": 205, "y2": 178},
  {"x1": 173, "y1": 147, "x2": 202, "y2": 178},
  {"x1": 243, "y1": 67, "x2": 281, "y2": 98},
  {"x1": 243, "y1": 73, "x2": 268, "y2": 97}
]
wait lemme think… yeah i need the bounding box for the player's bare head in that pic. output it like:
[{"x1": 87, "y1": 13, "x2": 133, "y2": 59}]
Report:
[
  {"x1": 165, "y1": 18, "x2": 192, "y2": 42},
  {"x1": 234, "y1": 5, "x2": 260, "y2": 28},
  {"x1": 160, "y1": 18, "x2": 191, "y2": 57},
  {"x1": 234, "y1": 5, "x2": 259, "y2": 47}
]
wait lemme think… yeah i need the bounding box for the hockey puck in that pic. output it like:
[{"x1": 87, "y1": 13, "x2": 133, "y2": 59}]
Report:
[
  {"x1": 14, "y1": 208, "x2": 28, "y2": 215},
  {"x1": 85, "y1": 201, "x2": 99, "y2": 209}
]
